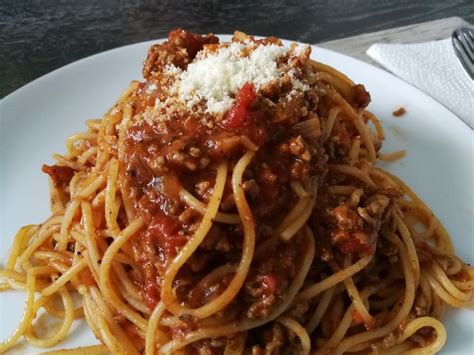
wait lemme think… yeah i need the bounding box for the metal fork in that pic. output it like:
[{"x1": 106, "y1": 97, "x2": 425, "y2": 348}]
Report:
[{"x1": 452, "y1": 27, "x2": 474, "y2": 80}]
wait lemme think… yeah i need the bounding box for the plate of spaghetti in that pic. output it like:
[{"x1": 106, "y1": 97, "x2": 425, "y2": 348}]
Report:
[{"x1": 1, "y1": 30, "x2": 473, "y2": 354}]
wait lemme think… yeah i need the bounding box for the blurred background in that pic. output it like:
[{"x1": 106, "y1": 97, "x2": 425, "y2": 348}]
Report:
[{"x1": 1, "y1": 0, "x2": 473, "y2": 98}]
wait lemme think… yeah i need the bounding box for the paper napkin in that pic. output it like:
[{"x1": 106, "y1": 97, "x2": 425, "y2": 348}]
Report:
[{"x1": 367, "y1": 39, "x2": 473, "y2": 129}]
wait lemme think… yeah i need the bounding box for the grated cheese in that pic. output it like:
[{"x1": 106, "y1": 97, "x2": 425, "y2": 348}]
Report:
[
  {"x1": 146, "y1": 83, "x2": 158, "y2": 93},
  {"x1": 173, "y1": 42, "x2": 308, "y2": 114},
  {"x1": 289, "y1": 70, "x2": 309, "y2": 92}
]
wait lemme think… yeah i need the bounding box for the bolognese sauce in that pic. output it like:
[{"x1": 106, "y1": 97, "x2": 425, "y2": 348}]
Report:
[{"x1": 118, "y1": 29, "x2": 389, "y2": 352}]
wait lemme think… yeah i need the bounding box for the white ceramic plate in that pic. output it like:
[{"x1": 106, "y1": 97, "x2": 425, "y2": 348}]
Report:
[{"x1": 1, "y1": 35, "x2": 473, "y2": 354}]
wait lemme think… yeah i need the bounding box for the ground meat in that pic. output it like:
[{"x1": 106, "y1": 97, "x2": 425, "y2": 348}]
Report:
[
  {"x1": 290, "y1": 160, "x2": 310, "y2": 180},
  {"x1": 258, "y1": 323, "x2": 286, "y2": 354},
  {"x1": 332, "y1": 205, "x2": 363, "y2": 230},
  {"x1": 247, "y1": 294, "x2": 276, "y2": 319},
  {"x1": 143, "y1": 29, "x2": 218, "y2": 78},
  {"x1": 189, "y1": 146, "x2": 202, "y2": 157},
  {"x1": 288, "y1": 135, "x2": 311, "y2": 162},
  {"x1": 328, "y1": 205, "x2": 375, "y2": 255},
  {"x1": 245, "y1": 238, "x2": 300, "y2": 319},
  {"x1": 364, "y1": 194, "x2": 390, "y2": 218},
  {"x1": 272, "y1": 91, "x2": 306, "y2": 124},
  {"x1": 135, "y1": 77, "x2": 173, "y2": 113},
  {"x1": 351, "y1": 84, "x2": 371, "y2": 108},
  {"x1": 162, "y1": 138, "x2": 208, "y2": 172},
  {"x1": 357, "y1": 193, "x2": 390, "y2": 227},
  {"x1": 195, "y1": 180, "x2": 212, "y2": 199},
  {"x1": 392, "y1": 107, "x2": 406, "y2": 117},
  {"x1": 411, "y1": 327, "x2": 436, "y2": 347},
  {"x1": 260, "y1": 164, "x2": 278, "y2": 184},
  {"x1": 41, "y1": 164, "x2": 75, "y2": 187},
  {"x1": 192, "y1": 338, "x2": 226, "y2": 355}
]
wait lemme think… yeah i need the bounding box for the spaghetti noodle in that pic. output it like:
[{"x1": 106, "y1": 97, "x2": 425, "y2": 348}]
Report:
[{"x1": 1, "y1": 29, "x2": 472, "y2": 354}]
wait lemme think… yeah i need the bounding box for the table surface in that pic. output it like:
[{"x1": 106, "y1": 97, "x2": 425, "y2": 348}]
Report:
[{"x1": 1, "y1": 0, "x2": 473, "y2": 98}]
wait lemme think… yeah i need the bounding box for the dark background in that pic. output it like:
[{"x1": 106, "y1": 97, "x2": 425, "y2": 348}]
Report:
[{"x1": 1, "y1": 0, "x2": 473, "y2": 98}]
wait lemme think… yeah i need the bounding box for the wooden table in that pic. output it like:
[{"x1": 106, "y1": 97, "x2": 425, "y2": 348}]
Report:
[{"x1": 1, "y1": 0, "x2": 472, "y2": 98}]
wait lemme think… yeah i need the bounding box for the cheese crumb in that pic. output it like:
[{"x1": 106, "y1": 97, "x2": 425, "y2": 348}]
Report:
[
  {"x1": 150, "y1": 40, "x2": 312, "y2": 122},
  {"x1": 289, "y1": 70, "x2": 309, "y2": 92},
  {"x1": 175, "y1": 42, "x2": 307, "y2": 114}
]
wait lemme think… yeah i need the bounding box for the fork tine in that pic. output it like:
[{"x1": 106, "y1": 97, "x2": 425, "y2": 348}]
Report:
[
  {"x1": 458, "y1": 32, "x2": 474, "y2": 61},
  {"x1": 460, "y1": 27, "x2": 473, "y2": 43},
  {"x1": 460, "y1": 29, "x2": 474, "y2": 55},
  {"x1": 468, "y1": 28, "x2": 474, "y2": 41},
  {"x1": 468, "y1": 29, "x2": 474, "y2": 45},
  {"x1": 453, "y1": 37, "x2": 474, "y2": 79}
]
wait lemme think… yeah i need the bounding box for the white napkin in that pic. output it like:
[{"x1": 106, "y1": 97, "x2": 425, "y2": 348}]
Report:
[{"x1": 367, "y1": 39, "x2": 473, "y2": 129}]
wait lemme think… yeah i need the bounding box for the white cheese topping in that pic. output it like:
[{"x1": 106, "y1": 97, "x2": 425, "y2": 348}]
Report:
[
  {"x1": 169, "y1": 42, "x2": 307, "y2": 114},
  {"x1": 289, "y1": 69, "x2": 309, "y2": 92}
]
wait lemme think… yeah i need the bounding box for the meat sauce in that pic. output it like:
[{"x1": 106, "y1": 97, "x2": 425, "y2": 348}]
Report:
[
  {"x1": 42, "y1": 164, "x2": 75, "y2": 187},
  {"x1": 143, "y1": 29, "x2": 218, "y2": 79},
  {"x1": 124, "y1": 83, "x2": 306, "y2": 309},
  {"x1": 119, "y1": 30, "x2": 382, "y2": 336},
  {"x1": 123, "y1": 31, "x2": 320, "y2": 314}
]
